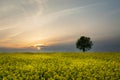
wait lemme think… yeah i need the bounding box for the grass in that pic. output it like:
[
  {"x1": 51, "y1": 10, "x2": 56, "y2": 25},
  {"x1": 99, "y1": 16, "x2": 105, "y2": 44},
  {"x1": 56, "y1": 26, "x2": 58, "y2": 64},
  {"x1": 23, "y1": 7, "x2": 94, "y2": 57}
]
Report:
[{"x1": 0, "y1": 52, "x2": 120, "y2": 80}]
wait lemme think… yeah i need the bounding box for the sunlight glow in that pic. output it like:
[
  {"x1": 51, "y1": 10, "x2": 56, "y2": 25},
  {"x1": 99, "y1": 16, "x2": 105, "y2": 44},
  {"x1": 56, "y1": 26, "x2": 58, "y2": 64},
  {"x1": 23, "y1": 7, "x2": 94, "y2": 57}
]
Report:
[{"x1": 34, "y1": 44, "x2": 44, "y2": 50}]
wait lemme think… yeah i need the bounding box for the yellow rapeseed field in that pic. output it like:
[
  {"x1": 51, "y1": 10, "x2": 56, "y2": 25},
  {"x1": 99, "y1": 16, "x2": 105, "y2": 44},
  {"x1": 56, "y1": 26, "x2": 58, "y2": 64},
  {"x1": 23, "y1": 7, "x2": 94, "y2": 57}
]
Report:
[{"x1": 0, "y1": 52, "x2": 120, "y2": 80}]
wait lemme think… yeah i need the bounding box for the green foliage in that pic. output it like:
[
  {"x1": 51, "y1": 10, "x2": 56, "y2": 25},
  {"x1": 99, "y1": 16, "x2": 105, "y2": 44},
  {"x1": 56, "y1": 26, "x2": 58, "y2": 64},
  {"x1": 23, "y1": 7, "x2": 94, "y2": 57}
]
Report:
[
  {"x1": 76, "y1": 36, "x2": 93, "y2": 52},
  {"x1": 0, "y1": 52, "x2": 120, "y2": 80}
]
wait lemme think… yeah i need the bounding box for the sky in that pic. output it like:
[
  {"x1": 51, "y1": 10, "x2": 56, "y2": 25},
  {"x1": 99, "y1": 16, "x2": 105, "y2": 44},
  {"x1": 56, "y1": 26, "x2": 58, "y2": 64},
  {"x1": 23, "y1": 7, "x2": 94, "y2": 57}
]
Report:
[{"x1": 0, "y1": 0, "x2": 120, "y2": 52}]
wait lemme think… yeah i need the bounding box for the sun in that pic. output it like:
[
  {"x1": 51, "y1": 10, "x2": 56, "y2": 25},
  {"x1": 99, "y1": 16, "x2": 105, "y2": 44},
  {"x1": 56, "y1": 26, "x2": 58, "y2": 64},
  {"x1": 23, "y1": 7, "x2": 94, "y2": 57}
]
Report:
[
  {"x1": 36, "y1": 47, "x2": 41, "y2": 50},
  {"x1": 34, "y1": 44, "x2": 44, "y2": 50}
]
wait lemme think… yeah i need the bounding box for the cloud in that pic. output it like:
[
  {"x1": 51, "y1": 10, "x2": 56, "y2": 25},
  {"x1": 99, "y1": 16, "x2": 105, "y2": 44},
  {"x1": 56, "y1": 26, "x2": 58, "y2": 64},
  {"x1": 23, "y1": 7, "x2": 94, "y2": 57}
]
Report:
[
  {"x1": 0, "y1": 26, "x2": 15, "y2": 31},
  {"x1": 38, "y1": 3, "x2": 97, "y2": 21},
  {"x1": 0, "y1": 47, "x2": 37, "y2": 52},
  {"x1": 0, "y1": 2, "x2": 107, "y2": 48},
  {"x1": 0, "y1": 0, "x2": 45, "y2": 44},
  {"x1": 0, "y1": 0, "x2": 45, "y2": 24}
]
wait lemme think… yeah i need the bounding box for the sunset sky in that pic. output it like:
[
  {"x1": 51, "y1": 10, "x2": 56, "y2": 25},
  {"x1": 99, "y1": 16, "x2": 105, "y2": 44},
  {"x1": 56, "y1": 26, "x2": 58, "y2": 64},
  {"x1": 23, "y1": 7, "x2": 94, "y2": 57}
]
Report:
[{"x1": 0, "y1": 0, "x2": 120, "y2": 52}]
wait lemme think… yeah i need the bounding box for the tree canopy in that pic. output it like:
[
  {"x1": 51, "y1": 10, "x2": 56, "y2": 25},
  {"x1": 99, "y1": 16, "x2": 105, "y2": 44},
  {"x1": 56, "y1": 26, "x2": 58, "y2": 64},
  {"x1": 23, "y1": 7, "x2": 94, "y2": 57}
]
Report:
[{"x1": 76, "y1": 36, "x2": 93, "y2": 52}]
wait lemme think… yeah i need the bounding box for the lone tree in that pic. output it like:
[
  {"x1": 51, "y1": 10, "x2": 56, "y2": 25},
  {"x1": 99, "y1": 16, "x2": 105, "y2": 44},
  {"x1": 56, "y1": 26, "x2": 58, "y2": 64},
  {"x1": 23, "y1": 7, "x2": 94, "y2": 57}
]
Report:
[{"x1": 76, "y1": 36, "x2": 93, "y2": 52}]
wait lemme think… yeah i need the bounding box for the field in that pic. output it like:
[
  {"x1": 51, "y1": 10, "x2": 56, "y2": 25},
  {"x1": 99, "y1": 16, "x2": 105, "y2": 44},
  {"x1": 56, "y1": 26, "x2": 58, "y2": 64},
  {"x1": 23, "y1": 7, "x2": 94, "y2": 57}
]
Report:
[{"x1": 0, "y1": 52, "x2": 120, "y2": 80}]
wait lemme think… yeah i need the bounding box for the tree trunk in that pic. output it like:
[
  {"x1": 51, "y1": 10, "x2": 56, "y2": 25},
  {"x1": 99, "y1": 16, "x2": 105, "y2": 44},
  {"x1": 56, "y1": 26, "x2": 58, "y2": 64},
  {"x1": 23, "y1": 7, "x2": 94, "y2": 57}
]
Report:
[{"x1": 83, "y1": 48, "x2": 85, "y2": 52}]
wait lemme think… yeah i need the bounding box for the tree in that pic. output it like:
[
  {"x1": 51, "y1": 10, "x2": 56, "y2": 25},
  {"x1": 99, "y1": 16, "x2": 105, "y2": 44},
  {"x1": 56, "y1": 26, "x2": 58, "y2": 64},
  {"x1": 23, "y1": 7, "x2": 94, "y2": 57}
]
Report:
[{"x1": 76, "y1": 36, "x2": 93, "y2": 52}]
